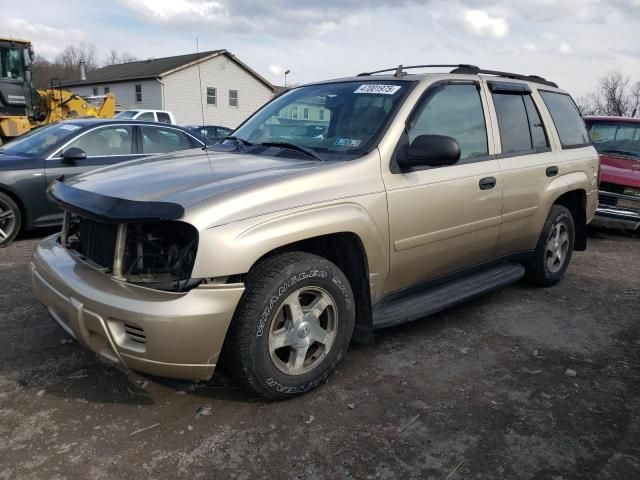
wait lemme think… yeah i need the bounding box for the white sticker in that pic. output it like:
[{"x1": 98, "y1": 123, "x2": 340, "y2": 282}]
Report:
[
  {"x1": 334, "y1": 138, "x2": 362, "y2": 148},
  {"x1": 354, "y1": 84, "x2": 401, "y2": 95},
  {"x1": 59, "y1": 124, "x2": 81, "y2": 131}
]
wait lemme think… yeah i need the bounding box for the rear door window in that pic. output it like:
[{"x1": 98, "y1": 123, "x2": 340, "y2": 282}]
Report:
[
  {"x1": 492, "y1": 93, "x2": 532, "y2": 154},
  {"x1": 539, "y1": 91, "x2": 589, "y2": 148},
  {"x1": 141, "y1": 126, "x2": 196, "y2": 154}
]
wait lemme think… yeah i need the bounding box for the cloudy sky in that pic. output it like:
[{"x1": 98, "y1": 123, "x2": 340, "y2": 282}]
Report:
[{"x1": 2, "y1": 0, "x2": 639, "y2": 95}]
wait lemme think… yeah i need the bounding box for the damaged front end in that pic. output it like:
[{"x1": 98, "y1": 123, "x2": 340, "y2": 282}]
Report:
[{"x1": 50, "y1": 180, "x2": 200, "y2": 292}]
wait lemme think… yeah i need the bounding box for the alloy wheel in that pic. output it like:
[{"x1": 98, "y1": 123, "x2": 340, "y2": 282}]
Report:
[
  {"x1": 545, "y1": 221, "x2": 569, "y2": 273},
  {"x1": 268, "y1": 287, "x2": 338, "y2": 376}
]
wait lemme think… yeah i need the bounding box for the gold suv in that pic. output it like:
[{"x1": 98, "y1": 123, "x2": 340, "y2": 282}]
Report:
[{"x1": 31, "y1": 65, "x2": 599, "y2": 399}]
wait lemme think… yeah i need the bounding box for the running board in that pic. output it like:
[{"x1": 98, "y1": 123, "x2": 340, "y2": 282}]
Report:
[{"x1": 372, "y1": 263, "x2": 525, "y2": 329}]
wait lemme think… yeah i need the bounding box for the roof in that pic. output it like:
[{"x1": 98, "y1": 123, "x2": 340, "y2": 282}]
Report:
[{"x1": 61, "y1": 50, "x2": 275, "y2": 91}]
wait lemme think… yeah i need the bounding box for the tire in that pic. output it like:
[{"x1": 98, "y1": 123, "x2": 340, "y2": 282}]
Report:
[
  {"x1": 0, "y1": 192, "x2": 21, "y2": 248},
  {"x1": 525, "y1": 205, "x2": 574, "y2": 287},
  {"x1": 225, "y1": 251, "x2": 355, "y2": 399}
]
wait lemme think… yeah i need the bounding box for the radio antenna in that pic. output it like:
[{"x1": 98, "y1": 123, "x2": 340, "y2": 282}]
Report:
[{"x1": 195, "y1": 37, "x2": 208, "y2": 149}]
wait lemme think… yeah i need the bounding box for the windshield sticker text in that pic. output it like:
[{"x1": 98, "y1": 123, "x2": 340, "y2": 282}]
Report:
[
  {"x1": 334, "y1": 138, "x2": 362, "y2": 148},
  {"x1": 354, "y1": 84, "x2": 401, "y2": 95}
]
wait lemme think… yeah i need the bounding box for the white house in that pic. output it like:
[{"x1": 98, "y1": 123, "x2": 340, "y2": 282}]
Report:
[{"x1": 62, "y1": 50, "x2": 275, "y2": 128}]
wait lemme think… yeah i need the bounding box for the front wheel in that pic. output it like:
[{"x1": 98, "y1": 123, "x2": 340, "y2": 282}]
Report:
[
  {"x1": 525, "y1": 205, "x2": 575, "y2": 287},
  {"x1": 225, "y1": 252, "x2": 355, "y2": 399}
]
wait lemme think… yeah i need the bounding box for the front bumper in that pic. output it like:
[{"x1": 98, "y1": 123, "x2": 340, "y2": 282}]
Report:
[
  {"x1": 592, "y1": 190, "x2": 640, "y2": 231},
  {"x1": 31, "y1": 235, "x2": 244, "y2": 381}
]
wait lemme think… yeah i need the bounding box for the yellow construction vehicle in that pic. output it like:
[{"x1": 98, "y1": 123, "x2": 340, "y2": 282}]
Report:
[{"x1": 0, "y1": 38, "x2": 115, "y2": 143}]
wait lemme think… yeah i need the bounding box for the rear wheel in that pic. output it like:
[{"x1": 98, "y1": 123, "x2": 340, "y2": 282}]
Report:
[
  {"x1": 0, "y1": 192, "x2": 21, "y2": 247},
  {"x1": 525, "y1": 205, "x2": 574, "y2": 287},
  {"x1": 225, "y1": 252, "x2": 355, "y2": 399}
]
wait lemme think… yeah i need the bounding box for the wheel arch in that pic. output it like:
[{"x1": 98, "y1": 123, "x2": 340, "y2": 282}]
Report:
[
  {"x1": 552, "y1": 189, "x2": 587, "y2": 251},
  {"x1": 249, "y1": 232, "x2": 374, "y2": 344}
]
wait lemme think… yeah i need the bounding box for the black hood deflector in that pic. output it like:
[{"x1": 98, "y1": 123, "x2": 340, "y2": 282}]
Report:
[{"x1": 48, "y1": 180, "x2": 184, "y2": 223}]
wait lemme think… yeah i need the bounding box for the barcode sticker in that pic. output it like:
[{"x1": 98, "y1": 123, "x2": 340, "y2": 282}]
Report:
[{"x1": 354, "y1": 84, "x2": 401, "y2": 95}]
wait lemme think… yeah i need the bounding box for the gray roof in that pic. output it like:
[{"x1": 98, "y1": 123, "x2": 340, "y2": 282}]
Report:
[{"x1": 61, "y1": 50, "x2": 274, "y2": 91}]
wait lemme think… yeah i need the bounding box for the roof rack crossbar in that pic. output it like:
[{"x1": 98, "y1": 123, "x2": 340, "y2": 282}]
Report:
[
  {"x1": 357, "y1": 64, "x2": 479, "y2": 77},
  {"x1": 449, "y1": 65, "x2": 558, "y2": 88},
  {"x1": 357, "y1": 64, "x2": 558, "y2": 88}
]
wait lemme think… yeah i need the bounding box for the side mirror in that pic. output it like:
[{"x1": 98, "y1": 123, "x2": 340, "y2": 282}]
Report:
[
  {"x1": 61, "y1": 147, "x2": 87, "y2": 163},
  {"x1": 398, "y1": 134, "x2": 461, "y2": 168}
]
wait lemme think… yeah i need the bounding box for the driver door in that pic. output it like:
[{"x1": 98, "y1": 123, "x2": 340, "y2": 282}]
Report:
[{"x1": 381, "y1": 81, "x2": 503, "y2": 293}]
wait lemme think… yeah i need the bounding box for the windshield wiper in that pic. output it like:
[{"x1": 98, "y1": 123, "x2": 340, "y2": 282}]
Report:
[
  {"x1": 600, "y1": 149, "x2": 639, "y2": 159},
  {"x1": 224, "y1": 135, "x2": 253, "y2": 151},
  {"x1": 260, "y1": 142, "x2": 323, "y2": 161}
]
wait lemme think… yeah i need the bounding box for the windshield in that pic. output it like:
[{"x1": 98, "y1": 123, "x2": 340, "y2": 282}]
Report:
[
  {"x1": 228, "y1": 80, "x2": 412, "y2": 159},
  {"x1": 0, "y1": 46, "x2": 24, "y2": 81},
  {"x1": 0, "y1": 122, "x2": 82, "y2": 157},
  {"x1": 115, "y1": 111, "x2": 139, "y2": 119},
  {"x1": 587, "y1": 121, "x2": 640, "y2": 159}
]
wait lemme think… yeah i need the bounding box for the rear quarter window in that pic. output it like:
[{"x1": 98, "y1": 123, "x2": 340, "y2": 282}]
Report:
[{"x1": 539, "y1": 91, "x2": 589, "y2": 148}]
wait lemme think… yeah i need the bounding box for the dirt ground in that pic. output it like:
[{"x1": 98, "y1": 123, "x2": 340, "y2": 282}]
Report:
[{"x1": 0, "y1": 229, "x2": 639, "y2": 480}]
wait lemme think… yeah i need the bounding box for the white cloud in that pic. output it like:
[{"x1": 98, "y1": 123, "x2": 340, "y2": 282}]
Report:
[
  {"x1": 122, "y1": 0, "x2": 226, "y2": 22},
  {"x1": 559, "y1": 42, "x2": 573, "y2": 54},
  {"x1": 463, "y1": 10, "x2": 509, "y2": 37},
  {"x1": 523, "y1": 43, "x2": 538, "y2": 52},
  {"x1": 0, "y1": 17, "x2": 86, "y2": 59},
  {"x1": 269, "y1": 65, "x2": 283, "y2": 75}
]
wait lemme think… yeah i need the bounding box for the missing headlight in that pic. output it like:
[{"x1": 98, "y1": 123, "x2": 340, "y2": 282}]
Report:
[{"x1": 123, "y1": 221, "x2": 200, "y2": 292}]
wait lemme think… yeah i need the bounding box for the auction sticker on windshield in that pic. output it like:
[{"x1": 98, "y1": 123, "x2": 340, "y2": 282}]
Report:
[{"x1": 354, "y1": 84, "x2": 401, "y2": 95}]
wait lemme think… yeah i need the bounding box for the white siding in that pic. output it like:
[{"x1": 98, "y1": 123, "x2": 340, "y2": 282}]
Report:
[
  {"x1": 162, "y1": 54, "x2": 273, "y2": 128},
  {"x1": 69, "y1": 79, "x2": 163, "y2": 111}
]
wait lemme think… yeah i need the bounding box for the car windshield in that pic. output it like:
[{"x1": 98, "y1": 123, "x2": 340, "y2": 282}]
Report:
[
  {"x1": 0, "y1": 122, "x2": 83, "y2": 157},
  {"x1": 587, "y1": 121, "x2": 640, "y2": 159},
  {"x1": 115, "y1": 111, "x2": 139, "y2": 119},
  {"x1": 227, "y1": 80, "x2": 412, "y2": 159}
]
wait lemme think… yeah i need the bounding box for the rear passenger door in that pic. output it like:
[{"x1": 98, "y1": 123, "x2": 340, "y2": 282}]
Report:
[
  {"x1": 485, "y1": 81, "x2": 561, "y2": 256},
  {"x1": 383, "y1": 81, "x2": 503, "y2": 293}
]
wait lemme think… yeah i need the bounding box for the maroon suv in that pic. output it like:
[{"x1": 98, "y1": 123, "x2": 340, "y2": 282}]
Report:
[{"x1": 585, "y1": 116, "x2": 640, "y2": 230}]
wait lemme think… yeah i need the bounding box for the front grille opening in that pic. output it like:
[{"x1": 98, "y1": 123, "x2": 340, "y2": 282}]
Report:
[
  {"x1": 66, "y1": 216, "x2": 200, "y2": 292},
  {"x1": 124, "y1": 323, "x2": 147, "y2": 344}
]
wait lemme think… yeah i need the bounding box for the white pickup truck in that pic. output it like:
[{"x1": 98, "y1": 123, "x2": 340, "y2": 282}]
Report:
[{"x1": 114, "y1": 109, "x2": 176, "y2": 124}]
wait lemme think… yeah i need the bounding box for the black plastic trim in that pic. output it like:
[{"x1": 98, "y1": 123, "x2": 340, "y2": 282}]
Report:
[
  {"x1": 48, "y1": 180, "x2": 185, "y2": 224},
  {"x1": 494, "y1": 146, "x2": 552, "y2": 160},
  {"x1": 488, "y1": 81, "x2": 532, "y2": 93}
]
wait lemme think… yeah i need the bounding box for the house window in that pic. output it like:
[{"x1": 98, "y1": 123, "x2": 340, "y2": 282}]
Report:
[
  {"x1": 229, "y1": 89, "x2": 238, "y2": 107},
  {"x1": 292, "y1": 107, "x2": 298, "y2": 119},
  {"x1": 104, "y1": 87, "x2": 110, "y2": 94},
  {"x1": 135, "y1": 84, "x2": 142, "y2": 102},
  {"x1": 207, "y1": 87, "x2": 217, "y2": 105},
  {"x1": 319, "y1": 109, "x2": 325, "y2": 121},
  {"x1": 92, "y1": 88, "x2": 98, "y2": 96},
  {"x1": 303, "y1": 107, "x2": 309, "y2": 119}
]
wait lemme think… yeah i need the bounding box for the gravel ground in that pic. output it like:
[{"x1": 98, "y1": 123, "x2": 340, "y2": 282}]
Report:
[{"x1": 0, "y1": 230, "x2": 639, "y2": 479}]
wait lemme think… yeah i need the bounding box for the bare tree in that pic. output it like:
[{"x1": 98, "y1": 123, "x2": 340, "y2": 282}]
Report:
[
  {"x1": 30, "y1": 55, "x2": 72, "y2": 89},
  {"x1": 578, "y1": 70, "x2": 640, "y2": 117},
  {"x1": 54, "y1": 43, "x2": 98, "y2": 78},
  {"x1": 103, "y1": 49, "x2": 137, "y2": 66}
]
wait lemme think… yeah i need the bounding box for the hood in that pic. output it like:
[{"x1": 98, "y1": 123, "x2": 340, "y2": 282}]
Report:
[
  {"x1": 67, "y1": 149, "x2": 325, "y2": 207},
  {"x1": 599, "y1": 153, "x2": 640, "y2": 189}
]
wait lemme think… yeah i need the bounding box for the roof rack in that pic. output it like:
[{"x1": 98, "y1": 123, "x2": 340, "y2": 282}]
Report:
[
  {"x1": 356, "y1": 64, "x2": 558, "y2": 88},
  {"x1": 357, "y1": 64, "x2": 478, "y2": 77}
]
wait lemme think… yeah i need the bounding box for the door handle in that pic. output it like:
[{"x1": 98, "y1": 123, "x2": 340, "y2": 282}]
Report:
[
  {"x1": 479, "y1": 176, "x2": 497, "y2": 190},
  {"x1": 546, "y1": 166, "x2": 559, "y2": 177}
]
